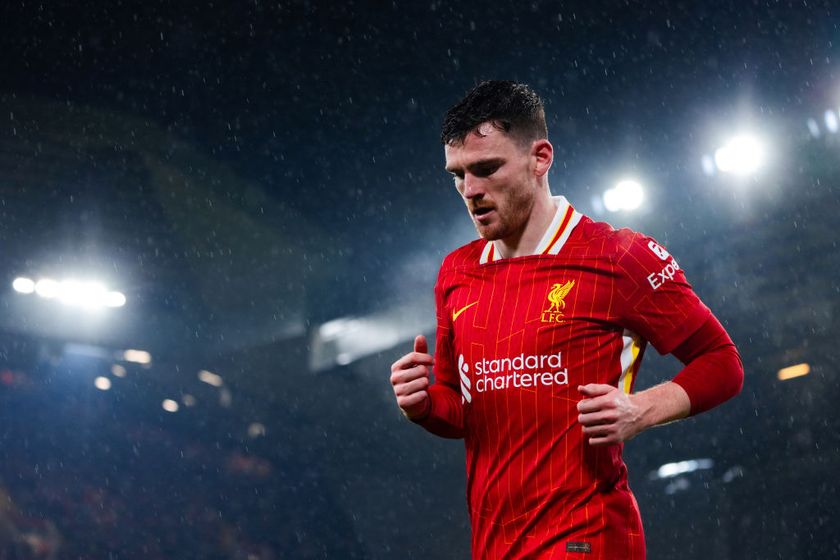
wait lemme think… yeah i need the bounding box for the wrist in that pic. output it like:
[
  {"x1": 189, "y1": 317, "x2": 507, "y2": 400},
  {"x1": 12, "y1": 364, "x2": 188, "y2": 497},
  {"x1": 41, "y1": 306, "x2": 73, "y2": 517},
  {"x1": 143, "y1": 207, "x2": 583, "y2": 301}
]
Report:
[
  {"x1": 406, "y1": 394, "x2": 432, "y2": 422},
  {"x1": 631, "y1": 391, "x2": 657, "y2": 432}
]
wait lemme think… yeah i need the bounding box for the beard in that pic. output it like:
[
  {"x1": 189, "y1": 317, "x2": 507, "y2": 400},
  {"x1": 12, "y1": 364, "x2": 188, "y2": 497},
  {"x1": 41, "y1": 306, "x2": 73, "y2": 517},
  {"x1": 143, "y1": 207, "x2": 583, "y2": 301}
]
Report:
[{"x1": 471, "y1": 184, "x2": 535, "y2": 241}]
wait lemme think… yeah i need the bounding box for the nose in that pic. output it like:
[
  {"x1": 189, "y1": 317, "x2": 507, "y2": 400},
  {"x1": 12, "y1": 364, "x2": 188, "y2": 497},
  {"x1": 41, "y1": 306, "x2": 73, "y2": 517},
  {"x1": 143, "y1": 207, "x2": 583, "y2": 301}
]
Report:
[{"x1": 462, "y1": 173, "x2": 483, "y2": 199}]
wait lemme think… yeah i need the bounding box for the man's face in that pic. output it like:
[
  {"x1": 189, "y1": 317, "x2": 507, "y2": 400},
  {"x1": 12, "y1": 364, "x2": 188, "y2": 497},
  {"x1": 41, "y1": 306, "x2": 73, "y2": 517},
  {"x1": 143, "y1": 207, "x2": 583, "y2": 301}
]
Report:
[{"x1": 444, "y1": 123, "x2": 538, "y2": 242}]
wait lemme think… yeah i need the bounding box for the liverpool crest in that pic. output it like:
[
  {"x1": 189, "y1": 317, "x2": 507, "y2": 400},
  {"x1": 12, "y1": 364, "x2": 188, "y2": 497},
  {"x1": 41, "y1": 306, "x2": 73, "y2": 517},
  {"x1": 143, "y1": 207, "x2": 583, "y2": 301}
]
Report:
[{"x1": 541, "y1": 280, "x2": 575, "y2": 323}]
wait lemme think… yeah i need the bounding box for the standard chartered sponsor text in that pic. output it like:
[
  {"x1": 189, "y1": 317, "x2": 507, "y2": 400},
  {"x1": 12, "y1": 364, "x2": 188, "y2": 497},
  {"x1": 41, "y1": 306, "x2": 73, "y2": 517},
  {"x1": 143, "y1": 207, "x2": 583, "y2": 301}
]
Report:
[{"x1": 472, "y1": 352, "x2": 568, "y2": 393}]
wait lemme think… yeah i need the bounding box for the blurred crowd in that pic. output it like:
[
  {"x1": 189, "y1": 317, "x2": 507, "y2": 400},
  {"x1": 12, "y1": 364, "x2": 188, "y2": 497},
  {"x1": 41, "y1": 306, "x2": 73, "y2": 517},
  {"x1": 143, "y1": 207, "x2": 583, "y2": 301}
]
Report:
[{"x1": 0, "y1": 363, "x2": 360, "y2": 559}]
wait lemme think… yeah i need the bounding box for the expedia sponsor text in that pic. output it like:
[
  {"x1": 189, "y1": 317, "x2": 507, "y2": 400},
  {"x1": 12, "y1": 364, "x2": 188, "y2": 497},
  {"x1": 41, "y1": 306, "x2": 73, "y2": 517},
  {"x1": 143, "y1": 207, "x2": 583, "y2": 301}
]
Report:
[{"x1": 647, "y1": 258, "x2": 681, "y2": 290}]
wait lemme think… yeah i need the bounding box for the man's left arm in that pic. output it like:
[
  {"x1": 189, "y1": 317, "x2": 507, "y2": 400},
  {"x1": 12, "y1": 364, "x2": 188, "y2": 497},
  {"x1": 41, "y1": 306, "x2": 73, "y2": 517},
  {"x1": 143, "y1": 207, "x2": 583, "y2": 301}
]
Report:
[
  {"x1": 577, "y1": 314, "x2": 744, "y2": 446},
  {"x1": 577, "y1": 232, "x2": 744, "y2": 447}
]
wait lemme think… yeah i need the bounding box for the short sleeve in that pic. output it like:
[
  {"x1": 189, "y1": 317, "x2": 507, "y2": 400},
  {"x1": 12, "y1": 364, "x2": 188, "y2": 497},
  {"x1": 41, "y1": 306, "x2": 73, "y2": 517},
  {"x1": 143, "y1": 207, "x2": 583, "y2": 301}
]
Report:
[{"x1": 614, "y1": 233, "x2": 711, "y2": 355}]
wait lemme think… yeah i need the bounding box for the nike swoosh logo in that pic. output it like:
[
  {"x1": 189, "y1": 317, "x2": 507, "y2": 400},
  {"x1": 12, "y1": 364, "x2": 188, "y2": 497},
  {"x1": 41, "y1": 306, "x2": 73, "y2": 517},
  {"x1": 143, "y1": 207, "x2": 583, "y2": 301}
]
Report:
[{"x1": 452, "y1": 301, "x2": 479, "y2": 322}]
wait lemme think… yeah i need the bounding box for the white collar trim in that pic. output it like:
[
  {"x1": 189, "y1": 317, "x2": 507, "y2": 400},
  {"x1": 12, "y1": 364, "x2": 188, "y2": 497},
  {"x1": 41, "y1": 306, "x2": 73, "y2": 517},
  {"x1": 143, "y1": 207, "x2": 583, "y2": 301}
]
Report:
[{"x1": 479, "y1": 196, "x2": 582, "y2": 264}]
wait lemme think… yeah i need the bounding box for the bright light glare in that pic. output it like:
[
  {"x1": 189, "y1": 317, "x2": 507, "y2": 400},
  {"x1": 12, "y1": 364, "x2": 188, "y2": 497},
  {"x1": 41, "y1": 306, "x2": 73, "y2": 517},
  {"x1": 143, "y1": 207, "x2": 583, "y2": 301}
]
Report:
[
  {"x1": 35, "y1": 279, "x2": 60, "y2": 298},
  {"x1": 111, "y1": 364, "x2": 127, "y2": 378},
  {"x1": 603, "y1": 179, "x2": 644, "y2": 212},
  {"x1": 12, "y1": 277, "x2": 35, "y2": 294},
  {"x1": 162, "y1": 399, "x2": 179, "y2": 412},
  {"x1": 701, "y1": 155, "x2": 716, "y2": 176},
  {"x1": 319, "y1": 318, "x2": 360, "y2": 340},
  {"x1": 248, "y1": 422, "x2": 267, "y2": 438},
  {"x1": 104, "y1": 291, "x2": 126, "y2": 307},
  {"x1": 714, "y1": 134, "x2": 765, "y2": 176},
  {"x1": 94, "y1": 376, "x2": 112, "y2": 391},
  {"x1": 198, "y1": 370, "x2": 224, "y2": 387},
  {"x1": 806, "y1": 118, "x2": 821, "y2": 138},
  {"x1": 777, "y1": 363, "x2": 810, "y2": 381},
  {"x1": 123, "y1": 349, "x2": 152, "y2": 364},
  {"x1": 22, "y1": 276, "x2": 126, "y2": 309},
  {"x1": 58, "y1": 280, "x2": 107, "y2": 307},
  {"x1": 824, "y1": 110, "x2": 839, "y2": 133},
  {"x1": 655, "y1": 459, "x2": 713, "y2": 479},
  {"x1": 219, "y1": 388, "x2": 232, "y2": 408}
]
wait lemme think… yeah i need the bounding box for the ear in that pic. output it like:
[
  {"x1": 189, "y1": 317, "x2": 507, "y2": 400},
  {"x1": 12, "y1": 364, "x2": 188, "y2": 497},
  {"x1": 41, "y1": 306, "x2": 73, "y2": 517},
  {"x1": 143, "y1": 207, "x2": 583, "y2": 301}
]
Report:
[{"x1": 531, "y1": 139, "x2": 553, "y2": 178}]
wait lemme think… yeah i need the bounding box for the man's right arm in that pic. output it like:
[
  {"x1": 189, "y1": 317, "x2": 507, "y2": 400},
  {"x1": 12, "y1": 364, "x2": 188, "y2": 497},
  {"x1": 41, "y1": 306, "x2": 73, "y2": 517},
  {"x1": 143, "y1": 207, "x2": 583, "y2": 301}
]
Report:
[
  {"x1": 389, "y1": 270, "x2": 465, "y2": 439},
  {"x1": 390, "y1": 334, "x2": 465, "y2": 439}
]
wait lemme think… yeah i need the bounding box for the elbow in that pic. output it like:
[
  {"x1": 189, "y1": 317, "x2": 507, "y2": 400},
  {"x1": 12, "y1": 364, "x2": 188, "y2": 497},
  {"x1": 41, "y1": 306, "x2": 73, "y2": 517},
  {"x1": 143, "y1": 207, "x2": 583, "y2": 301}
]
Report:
[
  {"x1": 732, "y1": 348, "x2": 745, "y2": 397},
  {"x1": 674, "y1": 343, "x2": 744, "y2": 416},
  {"x1": 707, "y1": 343, "x2": 745, "y2": 411},
  {"x1": 709, "y1": 344, "x2": 744, "y2": 408}
]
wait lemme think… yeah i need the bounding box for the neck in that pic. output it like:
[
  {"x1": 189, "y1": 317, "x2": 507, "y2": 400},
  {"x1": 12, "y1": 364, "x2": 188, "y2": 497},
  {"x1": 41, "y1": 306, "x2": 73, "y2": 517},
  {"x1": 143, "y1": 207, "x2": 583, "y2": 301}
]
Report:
[{"x1": 496, "y1": 188, "x2": 557, "y2": 259}]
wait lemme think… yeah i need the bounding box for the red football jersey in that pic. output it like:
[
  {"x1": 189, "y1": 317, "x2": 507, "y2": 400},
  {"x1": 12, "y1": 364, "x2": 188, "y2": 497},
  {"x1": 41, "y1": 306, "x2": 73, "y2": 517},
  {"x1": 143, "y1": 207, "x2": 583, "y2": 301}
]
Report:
[{"x1": 421, "y1": 196, "x2": 711, "y2": 559}]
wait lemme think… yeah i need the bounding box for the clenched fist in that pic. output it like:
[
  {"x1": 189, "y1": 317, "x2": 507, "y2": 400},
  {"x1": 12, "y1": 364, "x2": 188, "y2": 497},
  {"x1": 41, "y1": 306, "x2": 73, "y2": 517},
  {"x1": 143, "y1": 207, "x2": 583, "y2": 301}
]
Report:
[
  {"x1": 577, "y1": 383, "x2": 644, "y2": 446},
  {"x1": 390, "y1": 335, "x2": 434, "y2": 420}
]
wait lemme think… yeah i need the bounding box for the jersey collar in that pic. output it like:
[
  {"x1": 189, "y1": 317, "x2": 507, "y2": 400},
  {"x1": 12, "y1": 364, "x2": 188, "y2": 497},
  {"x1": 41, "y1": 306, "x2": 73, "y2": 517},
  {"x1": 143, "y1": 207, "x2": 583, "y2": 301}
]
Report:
[{"x1": 479, "y1": 195, "x2": 583, "y2": 264}]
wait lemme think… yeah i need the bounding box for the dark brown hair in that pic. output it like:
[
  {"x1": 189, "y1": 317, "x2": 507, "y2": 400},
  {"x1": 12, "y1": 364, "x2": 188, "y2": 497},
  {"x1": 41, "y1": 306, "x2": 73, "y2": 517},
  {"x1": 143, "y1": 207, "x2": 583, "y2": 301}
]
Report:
[{"x1": 440, "y1": 80, "x2": 547, "y2": 146}]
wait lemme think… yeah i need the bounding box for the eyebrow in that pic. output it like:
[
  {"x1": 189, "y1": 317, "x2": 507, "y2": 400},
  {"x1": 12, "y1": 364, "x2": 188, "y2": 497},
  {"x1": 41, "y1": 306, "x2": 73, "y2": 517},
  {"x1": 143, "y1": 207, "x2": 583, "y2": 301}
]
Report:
[{"x1": 445, "y1": 157, "x2": 505, "y2": 174}]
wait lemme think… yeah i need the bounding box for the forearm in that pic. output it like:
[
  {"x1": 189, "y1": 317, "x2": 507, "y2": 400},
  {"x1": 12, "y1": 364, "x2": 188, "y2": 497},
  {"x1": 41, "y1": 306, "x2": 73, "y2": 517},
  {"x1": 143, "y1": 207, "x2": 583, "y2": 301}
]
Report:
[
  {"x1": 411, "y1": 384, "x2": 465, "y2": 439},
  {"x1": 632, "y1": 381, "x2": 691, "y2": 431},
  {"x1": 579, "y1": 312, "x2": 742, "y2": 445},
  {"x1": 631, "y1": 339, "x2": 743, "y2": 433}
]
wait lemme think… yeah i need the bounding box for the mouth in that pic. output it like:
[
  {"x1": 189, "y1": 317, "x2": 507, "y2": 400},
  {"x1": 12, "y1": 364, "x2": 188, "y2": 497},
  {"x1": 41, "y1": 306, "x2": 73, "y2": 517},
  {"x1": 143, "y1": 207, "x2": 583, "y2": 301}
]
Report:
[{"x1": 471, "y1": 206, "x2": 495, "y2": 223}]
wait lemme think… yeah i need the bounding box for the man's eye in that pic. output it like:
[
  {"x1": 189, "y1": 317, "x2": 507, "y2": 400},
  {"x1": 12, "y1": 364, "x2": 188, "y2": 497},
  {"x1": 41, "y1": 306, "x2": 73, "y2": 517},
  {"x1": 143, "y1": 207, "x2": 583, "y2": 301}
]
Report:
[{"x1": 474, "y1": 165, "x2": 499, "y2": 177}]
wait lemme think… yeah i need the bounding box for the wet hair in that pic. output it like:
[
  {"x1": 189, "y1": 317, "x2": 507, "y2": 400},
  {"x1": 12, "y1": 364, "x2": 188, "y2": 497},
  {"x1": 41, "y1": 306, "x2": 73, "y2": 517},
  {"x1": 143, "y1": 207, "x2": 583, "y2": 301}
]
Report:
[{"x1": 440, "y1": 80, "x2": 547, "y2": 146}]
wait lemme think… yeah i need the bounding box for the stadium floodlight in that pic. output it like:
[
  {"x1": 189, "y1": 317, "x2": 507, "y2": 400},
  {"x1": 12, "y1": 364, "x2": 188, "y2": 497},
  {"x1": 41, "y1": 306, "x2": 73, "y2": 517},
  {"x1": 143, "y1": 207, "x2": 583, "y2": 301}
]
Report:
[
  {"x1": 318, "y1": 317, "x2": 360, "y2": 340},
  {"x1": 56, "y1": 280, "x2": 125, "y2": 309},
  {"x1": 12, "y1": 277, "x2": 35, "y2": 294},
  {"x1": 103, "y1": 291, "x2": 126, "y2": 308},
  {"x1": 123, "y1": 349, "x2": 152, "y2": 365},
  {"x1": 58, "y1": 280, "x2": 107, "y2": 308},
  {"x1": 714, "y1": 134, "x2": 765, "y2": 176},
  {"x1": 162, "y1": 399, "x2": 179, "y2": 413},
  {"x1": 35, "y1": 278, "x2": 60, "y2": 298},
  {"x1": 651, "y1": 458, "x2": 714, "y2": 480},
  {"x1": 824, "y1": 110, "x2": 839, "y2": 133},
  {"x1": 248, "y1": 422, "x2": 267, "y2": 438},
  {"x1": 198, "y1": 369, "x2": 224, "y2": 387},
  {"x1": 94, "y1": 376, "x2": 112, "y2": 391},
  {"x1": 777, "y1": 363, "x2": 809, "y2": 381},
  {"x1": 603, "y1": 179, "x2": 644, "y2": 212},
  {"x1": 17, "y1": 275, "x2": 126, "y2": 310}
]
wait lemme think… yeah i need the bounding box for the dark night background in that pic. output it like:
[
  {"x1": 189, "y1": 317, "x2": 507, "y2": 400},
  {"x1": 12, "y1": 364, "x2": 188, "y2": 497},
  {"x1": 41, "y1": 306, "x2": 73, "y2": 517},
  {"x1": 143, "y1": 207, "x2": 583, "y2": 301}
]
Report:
[{"x1": 0, "y1": 1, "x2": 838, "y2": 558}]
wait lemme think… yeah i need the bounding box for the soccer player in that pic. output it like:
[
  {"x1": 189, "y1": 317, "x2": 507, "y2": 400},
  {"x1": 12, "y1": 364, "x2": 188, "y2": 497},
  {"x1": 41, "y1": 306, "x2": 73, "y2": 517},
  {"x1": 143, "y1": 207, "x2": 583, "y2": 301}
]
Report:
[{"x1": 389, "y1": 81, "x2": 744, "y2": 559}]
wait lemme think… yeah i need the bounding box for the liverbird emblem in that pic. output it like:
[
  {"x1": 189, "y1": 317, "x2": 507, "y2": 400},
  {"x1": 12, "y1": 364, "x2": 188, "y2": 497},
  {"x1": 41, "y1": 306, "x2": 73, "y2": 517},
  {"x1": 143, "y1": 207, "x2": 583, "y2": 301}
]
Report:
[{"x1": 541, "y1": 280, "x2": 575, "y2": 323}]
